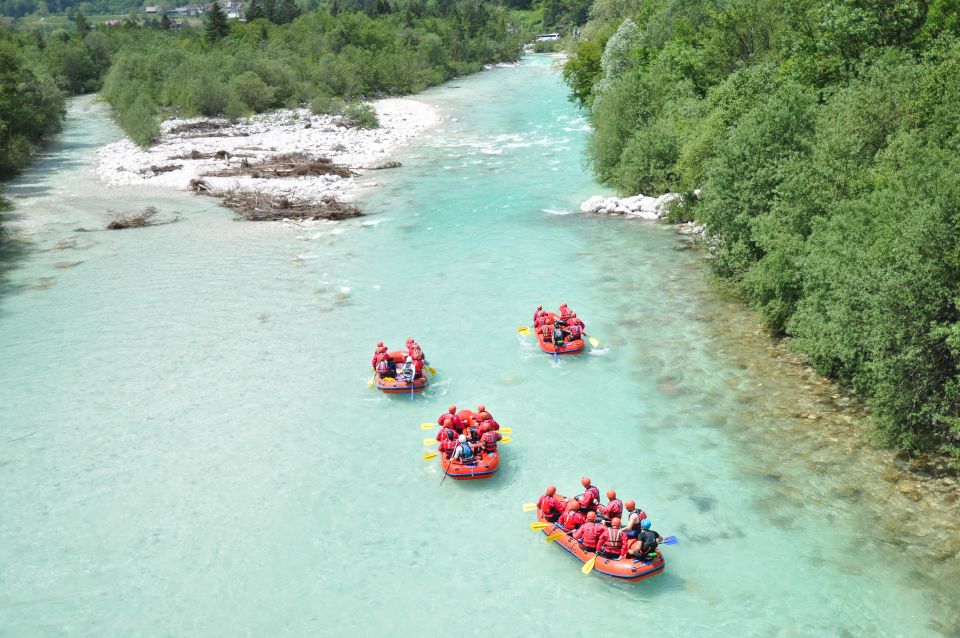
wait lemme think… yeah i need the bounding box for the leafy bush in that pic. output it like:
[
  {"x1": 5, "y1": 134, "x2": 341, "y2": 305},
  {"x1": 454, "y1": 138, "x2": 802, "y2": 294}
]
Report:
[
  {"x1": 310, "y1": 95, "x2": 345, "y2": 116},
  {"x1": 341, "y1": 101, "x2": 379, "y2": 128}
]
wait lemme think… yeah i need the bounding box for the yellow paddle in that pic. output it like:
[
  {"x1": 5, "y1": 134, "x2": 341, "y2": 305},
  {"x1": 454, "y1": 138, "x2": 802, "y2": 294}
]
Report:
[
  {"x1": 581, "y1": 553, "x2": 598, "y2": 575},
  {"x1": 585, "y1": 334, "x2": 601, "y2": 348},
  {"x1": 530, "y1": 522, "x2": 549, "y2": 530},
  {"x1": 423, "y1": 451, "x2": 438, "y2": 461},
  {"x1": 367, "y1": 372, "x2": 376, "y2": 387},
  {"x1": 521, "y1": 503, "x2": 537, "y2": 512},
  {"x1": 499, "y1": 427, "x2": 512, "y2": 434},
  {"x1": 423, "y1": 438, "x2": 437, "y2": 446},
  {"x1": 421, "y1": 422, "x2": 437, "y2": 430},
  {"x1": 545, "y1": 531, "x2": 570, "y2": 543},
  {"x1": 428, "y1": 366, "x2": 437, "y2": 375},
  {"x1": 501, "y1": 436, "x2": 512, "y2": 444},
  {"x1": 517, "y1": 326, "x2": 531, "y2": 335}
]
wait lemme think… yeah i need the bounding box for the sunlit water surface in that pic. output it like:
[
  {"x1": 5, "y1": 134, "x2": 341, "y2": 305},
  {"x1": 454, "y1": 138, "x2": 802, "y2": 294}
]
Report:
[{"x1": 1, "y1": 56, "x2": 958, "y2": 637}]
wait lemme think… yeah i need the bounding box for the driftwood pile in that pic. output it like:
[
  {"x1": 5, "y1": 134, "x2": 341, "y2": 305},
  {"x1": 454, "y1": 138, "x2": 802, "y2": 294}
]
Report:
[
  {"x1": 201, "y1": 153, "x2": 354, "y2": 179},
  {"x1": 168, "y1": 149, "x2": 249, "y2": 161},
  {"x1": 166, "y1": 121, "x2": 249, "y2": 138},
  {"x1": 106, "y1": 206, "x2": 180, "y2": 230},
  {"x1": 140, "y1": 164, "x2": 182, "y2": 176},
  {"x1": 188, "y1": 180, "x2": 362, "y2": 221}
]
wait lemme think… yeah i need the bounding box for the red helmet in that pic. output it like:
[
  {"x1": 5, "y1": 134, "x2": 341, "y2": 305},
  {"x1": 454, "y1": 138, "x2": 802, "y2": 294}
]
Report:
[
  {"x1": 586, "y1": 511, "x2": 597, "y2": 522},
  {"x1": 606, "y1": 490, "x2": 616, "y2": 500},
  {"x1": 625, "y1": 499, "x2": 636, "y2": 510},
  {"x1": 581, "y1": 477, "x2": 592, "y2": 488},
  {"x1": 611, "y1": 517, "x2": 621, "y2": 527},
  {"x1": 406, "y1": 337, "x2": 414, "y2": 345},
  {"x1": 477, "y1": 404, "x2": 486, "y2": 412},
  {"x1": 537, "y1": 305, "x2": 542, "y2": 310},
  {"x1": 571, "y1": 312, "x2": 577, "y2": 317},
  {"x1": 546, "y1": 486, "x2": 556, "y2": 496},
  {"x1": 442, "y1": 415, "x2": 452, "y2": 424},
  {"x1": 377, "y1": 341, "x2": 384, "y2": 347},
  {"x1": 448, "y1": 405, "x2": 456, "y2": 414},
  {"x1": 566, "y1": 499, "x2": 579, "y2": 511}
]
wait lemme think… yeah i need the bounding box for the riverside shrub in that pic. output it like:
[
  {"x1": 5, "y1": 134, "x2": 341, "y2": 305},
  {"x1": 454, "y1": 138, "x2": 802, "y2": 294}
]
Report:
[{"x1": 565, "y1": 0, "x2": 960, "y2": 454}]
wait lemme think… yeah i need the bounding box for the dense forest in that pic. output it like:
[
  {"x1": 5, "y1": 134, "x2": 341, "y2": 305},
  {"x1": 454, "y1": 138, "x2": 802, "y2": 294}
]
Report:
[{"x1": 565, "y1": 0, "x2": 960, "y2": 457}]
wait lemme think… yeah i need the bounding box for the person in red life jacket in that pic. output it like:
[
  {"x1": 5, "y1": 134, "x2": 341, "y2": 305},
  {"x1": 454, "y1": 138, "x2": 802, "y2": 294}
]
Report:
[
  {"x1": 558, "y1": 499, "x2": 586, "y2": 531},
  {"x1": 538, "y1": 320, "x2": 553, "y2": 344},
  {"x1": 622, "y1": 500, "x2": 648, "y2": 538},
  {"x1": 578, "y1": 477, "x2": 600, "y2": 512},
  {"x1": 437, "y1": 428, "x2": 458, "y2": 459},
  {"x1": 435, "y1": 423, "x2": 457, "y2": 443},
  {"x1": 408, "y1": 340, "x2": 424, "y2": 360},
  {"x1": 596, "y1": 517, "x2": 627, "y2": 559},
  {"x1": 564, "y1": 320, "x2": 583, "y2": 343},
  {"x1": 371, "y1": 342, "x2": 387, "y2": 368},
  {"x1": 533, "y1": 305, "x2": 548, "y2": 328},
  {"x1": 437, "y1": 406, "x2": 464, "y2": 432},
  {"x1": 597, "y1": 490, "x2": 623, "y2": 521},
  {"x1": 537, "y1": 486, "x2": 563, "y2": 522},
  {"x1": 374, "y1": 353, "x2": 394, "y2": 379},
  {"x1": 412, "y1": 357, "x2": 425, "y2": 379},
  {"x1": 573, "y1": 511, "x2": 604, "y2": 551},
  {"x1": 480, "y1": 428, "x2": 501, "y2": 455},
  {"x1": 565, "y1": 312, "x2": 585, "y2": 329},
  {"x1": 559, "y1": 303, "x2": 572, "y2": 318},
  {"x1": 477, "y1": 417, "x2": 499, "y2": 437}
]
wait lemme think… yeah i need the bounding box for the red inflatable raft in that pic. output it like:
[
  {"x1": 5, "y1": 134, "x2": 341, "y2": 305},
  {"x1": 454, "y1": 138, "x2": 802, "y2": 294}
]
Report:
[
  {"x1": 535, "y1": 312, "x2": 584, "y2": 355},
  {"x1": 375, "y1": 351, "x2": 428, "y2": 394},
  {"x1": 438, "y1": 410, "x2": 501, "y2": 480},
  {"x1": 537, "y1": 494, "x2": 664, "y2": 581}
]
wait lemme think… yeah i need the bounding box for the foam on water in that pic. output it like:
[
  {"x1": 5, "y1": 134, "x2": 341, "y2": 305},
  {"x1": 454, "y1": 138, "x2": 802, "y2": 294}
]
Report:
[{"x1": 1, "y1": 56, "x2": 958, "y2": 636}]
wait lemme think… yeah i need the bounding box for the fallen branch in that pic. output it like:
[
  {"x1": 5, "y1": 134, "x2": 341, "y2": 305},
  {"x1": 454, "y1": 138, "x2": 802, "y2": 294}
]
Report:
[
  {"x1": 106, "y1": 206, "x2": 181, "y2": 230},
  {"x1": 140, "y1": 164, "x2": 183, "y2": 176},
  {"x1": 201, "y1": 153, "x2": 354, "y2": 179},
  {"x1": 194, "y1": 186, "x2": 362, "y2": 221}
]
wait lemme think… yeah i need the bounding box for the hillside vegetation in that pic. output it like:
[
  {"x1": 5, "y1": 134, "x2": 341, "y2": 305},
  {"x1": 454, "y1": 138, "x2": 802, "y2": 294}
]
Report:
[{"x1": 566, "y1": 0, "x2": 960, "y2": 457}]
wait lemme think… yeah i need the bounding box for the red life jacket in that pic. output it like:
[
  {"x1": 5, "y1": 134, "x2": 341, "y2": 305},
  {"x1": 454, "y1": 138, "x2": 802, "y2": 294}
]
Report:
[
  {"x1": 376, "y1": 358, "x2": 390, "y2": 374},
  {"x1": 579, "y1": 486, "x2": 600, "y2": 511},
  {"x1": 559, "y1": 510, "x2": 585, "y2": 530},
  {"x1": 576, "y1": 522, "x2": 604, "y2": 550},
  {"x1": 439, "y1": 438, "x2": 457, "y2": 455},
  {"x1": 567, "y1": 323, "x2": 582, "y2": 338},
  {"x1": 481, "y1": 430, "x2": 500, "y2": 452},
  {"x1": 600, "y1": 528, "x2": 623, "y2": 554},
  {"x1": 410, "y1": 345, "x2": 423, "y2": 359},
  {"x1": 538, "y1": 495, "x2": 560, "y2": 517},
  {"x1": 601, "y1": 499, "x2": 623, "y2": 518}
]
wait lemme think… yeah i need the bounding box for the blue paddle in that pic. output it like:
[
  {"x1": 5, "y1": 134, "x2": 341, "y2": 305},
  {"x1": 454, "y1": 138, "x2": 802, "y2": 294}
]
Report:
[{"x1": 661, "y1": 535, "x2": 678, "y2": 545}]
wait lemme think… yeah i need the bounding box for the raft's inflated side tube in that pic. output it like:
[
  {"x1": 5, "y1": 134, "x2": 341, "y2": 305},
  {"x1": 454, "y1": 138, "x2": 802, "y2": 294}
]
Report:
[
  {"x1": 376, "y1": 350, "x2": 429, "y2": 394},
  {"x1": 535, "y1": 312, "x2": 585, "y2": 355},
  {"x1": 439, "y1": 410, "x2": 500, "y2": 480},
  {"x1": 537, "y1": 493, "x2": 665, "y2": 581}
]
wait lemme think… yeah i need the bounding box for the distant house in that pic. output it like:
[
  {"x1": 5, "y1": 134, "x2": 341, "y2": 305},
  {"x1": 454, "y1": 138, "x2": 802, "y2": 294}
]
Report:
[
  {"x1": 103, "y1": 18, "x2": 120, "y2": 25},
  {"x1": 536, "y1": 33, "x2": 560, "y2": 42},
  {"x1": 144, "y1": 5, "x2": 158, "y2": 12},
  {"x1": 226, "y1": 8, "x2": 239, "y2": 18}
]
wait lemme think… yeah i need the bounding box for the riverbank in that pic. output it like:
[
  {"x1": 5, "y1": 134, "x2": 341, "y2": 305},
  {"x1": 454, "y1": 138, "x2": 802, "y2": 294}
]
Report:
[{"x1": 95, "y1": 98, "x2": 439, "y2": 212}]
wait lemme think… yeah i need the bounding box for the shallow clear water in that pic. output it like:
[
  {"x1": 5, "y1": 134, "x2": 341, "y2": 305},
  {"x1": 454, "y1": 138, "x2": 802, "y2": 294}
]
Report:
[{"x1": 1, "y1": 56, "x2": 957, "y2": 636}]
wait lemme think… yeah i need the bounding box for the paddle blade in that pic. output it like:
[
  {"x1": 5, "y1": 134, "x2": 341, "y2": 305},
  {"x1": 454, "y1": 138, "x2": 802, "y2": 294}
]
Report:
[
  {"x1": 661, "y1": 536, "x2": 678, "y2": 545},
  {"x1": 423, "y1": 438, "x2": 437, "y2": 446},
  {"x1": 422, "y1": 451, "x2": 438, "y2": 461},
  {"x1": 587, "y1": 336, "x2": 600, "y2": 348},
  {"x1": 501, "y1": 436, "x2": 512, "y2": 444},
  {"x1": 521, "y1": 503, "x2": 537, "y2": 512},
  {"x1": 428, "y1": 366, "x2": 437, "y2": 375},
  {"x1": 545, "y1": 532, "x2": 567, "y2": 543},
  {"x1": 517, "y1": 326, "x2": 531, "y2": 335},
  {"x1": 581, "y1": 554, "x2": 597, "y2": 575},
  {"x1": 499, "y1": 427, "x2": 512, "y2": 434},
  {"x1": 421, "y1": 422, "x2": 436, "y2": 430},
  {"x1": 529, "y1": 522, "x2": 549, "y2": 530},
  {"x1": 367, "y1": 373, "x2": 376, "y2": 387}
]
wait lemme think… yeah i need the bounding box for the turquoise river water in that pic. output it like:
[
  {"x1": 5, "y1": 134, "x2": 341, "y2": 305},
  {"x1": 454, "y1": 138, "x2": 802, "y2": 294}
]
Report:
[{"x1": 2, "y1": 55, "x2": 959, "y2": 636}]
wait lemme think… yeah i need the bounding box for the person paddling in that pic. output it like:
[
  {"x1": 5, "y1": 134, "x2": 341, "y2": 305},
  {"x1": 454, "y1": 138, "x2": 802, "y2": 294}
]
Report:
[
  {"x1": 451, "y1": 434, "x2": 474, "y2": 463},
  {"x1": 573, "y1": 511, "x2": 604, "y2": 552},
  {"x1": 558, "y1": 499, "x2": 586, "y2": 531},
  {"x1": 438, "y1": 406, "x2": 464, "y2": 432},
  {"x1": 628, "y1": 520, "x2": 662, "y2": 561},
  {"x1": 399, "y1": 356, "x2": 415, "y2": 383},
  {"x1": 597, "y1": 490, "x2": 623, "y2": 522},
  {"x1": 596, "y1": 517, "x2": 627, "y2": 559},
  {"x1": 578, "y1": 477, "x2": 600, "y2": 513},
  {"x1": 537, "y1": 486, "x2": 563, "y2": 522}
]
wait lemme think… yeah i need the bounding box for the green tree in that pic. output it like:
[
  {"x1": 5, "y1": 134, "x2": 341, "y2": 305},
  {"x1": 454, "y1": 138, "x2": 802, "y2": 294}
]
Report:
[
  {"x1": 245, "y1": 0, "x2": 264, "y2": 20},
  {"x1": 204, "y1": 1, "x2": 230, "y2": 42}
]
